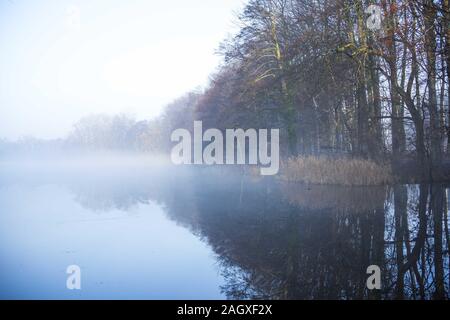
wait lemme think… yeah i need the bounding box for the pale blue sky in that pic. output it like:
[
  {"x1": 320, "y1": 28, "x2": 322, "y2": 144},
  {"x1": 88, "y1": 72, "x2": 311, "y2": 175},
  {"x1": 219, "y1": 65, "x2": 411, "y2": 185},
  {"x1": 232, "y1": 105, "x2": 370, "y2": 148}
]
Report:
[{"x1": 0, "y1": 0, "x2": 244, "y2": 140}]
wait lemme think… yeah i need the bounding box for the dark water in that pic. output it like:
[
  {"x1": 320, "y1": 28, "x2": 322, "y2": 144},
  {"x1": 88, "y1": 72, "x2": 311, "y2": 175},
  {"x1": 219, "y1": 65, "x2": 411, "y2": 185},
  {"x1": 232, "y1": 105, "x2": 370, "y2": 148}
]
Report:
[{"x1": 0, "y1": 162, "x2": 449, "y2": 299}]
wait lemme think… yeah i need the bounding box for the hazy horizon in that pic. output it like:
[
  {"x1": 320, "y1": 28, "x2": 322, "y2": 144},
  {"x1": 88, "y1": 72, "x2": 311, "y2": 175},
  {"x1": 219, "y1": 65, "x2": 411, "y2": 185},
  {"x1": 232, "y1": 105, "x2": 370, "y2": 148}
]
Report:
[{"x1": 0, "y1": 0, "x2": 244, "y2": 141}]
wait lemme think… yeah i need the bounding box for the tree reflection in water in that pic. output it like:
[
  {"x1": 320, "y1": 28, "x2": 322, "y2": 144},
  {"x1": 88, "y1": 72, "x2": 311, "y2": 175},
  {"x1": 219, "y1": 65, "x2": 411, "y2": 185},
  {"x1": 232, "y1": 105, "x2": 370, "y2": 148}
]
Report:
[{"x1": 64, "y1": 169, "x2": 449, "y2": 300}]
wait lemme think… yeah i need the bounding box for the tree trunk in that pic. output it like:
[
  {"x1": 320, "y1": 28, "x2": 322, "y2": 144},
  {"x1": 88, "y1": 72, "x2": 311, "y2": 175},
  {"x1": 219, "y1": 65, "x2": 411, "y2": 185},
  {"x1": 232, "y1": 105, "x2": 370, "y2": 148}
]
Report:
[{"x1": 424, "y1": 1, "x2": 442, "y2": 172}]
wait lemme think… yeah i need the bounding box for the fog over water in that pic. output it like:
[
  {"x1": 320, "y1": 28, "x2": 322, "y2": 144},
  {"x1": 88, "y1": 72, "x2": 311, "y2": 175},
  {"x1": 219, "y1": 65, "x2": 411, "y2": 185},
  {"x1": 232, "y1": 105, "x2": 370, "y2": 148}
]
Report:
[{"x1": 0, "y1": 159, "x2": 448, "y2": 299}]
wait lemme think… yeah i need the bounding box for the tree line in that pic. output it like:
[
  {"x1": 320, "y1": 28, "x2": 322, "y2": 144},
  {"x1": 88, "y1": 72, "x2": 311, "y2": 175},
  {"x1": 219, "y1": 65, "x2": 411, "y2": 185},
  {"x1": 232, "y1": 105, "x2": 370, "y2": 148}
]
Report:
[
  {"x1": 4, "y1": 0, "x2": 450, "y2": 180},
  {"x1": 184, "y1": 0, "x2": 450, "y2": 179}
]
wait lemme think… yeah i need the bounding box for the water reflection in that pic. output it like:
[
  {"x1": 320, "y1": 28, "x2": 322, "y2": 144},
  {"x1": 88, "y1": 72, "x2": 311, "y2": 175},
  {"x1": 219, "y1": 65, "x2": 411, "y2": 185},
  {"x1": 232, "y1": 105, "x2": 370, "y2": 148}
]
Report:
[{"x1": 0, "y1": 166, "x2": 448, "y2": 299}]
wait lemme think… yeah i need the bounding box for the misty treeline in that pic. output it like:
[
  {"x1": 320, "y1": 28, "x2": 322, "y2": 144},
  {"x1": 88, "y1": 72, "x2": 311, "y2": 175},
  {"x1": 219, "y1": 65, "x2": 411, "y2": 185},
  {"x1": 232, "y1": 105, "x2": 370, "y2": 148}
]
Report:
[
  {"x1": 0, "y1": 92, "x2": 198, "y2": 156},
  {"x1": 4, "y1": 0, "x2": 450, "y2": 179},
  {"x1": 100, "y1": 0, "x2": 450, "y2": 177},
  {"x1": 195, "y1": 0, "x2": 450, "y2": 179},
  {"x1": 0, "y1": 114, "x2": 157, "y2": 156},
  {"x1": 183, "y1": 0, "x2": 450, "y2": 179}
]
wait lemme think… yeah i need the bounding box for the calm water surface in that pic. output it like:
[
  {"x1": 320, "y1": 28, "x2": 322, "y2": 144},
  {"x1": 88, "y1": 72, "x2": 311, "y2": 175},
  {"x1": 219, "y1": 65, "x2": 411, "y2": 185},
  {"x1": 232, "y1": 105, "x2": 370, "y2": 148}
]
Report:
[{"x1": 0, "y1": 163, "x2": 449, "y2": 299}]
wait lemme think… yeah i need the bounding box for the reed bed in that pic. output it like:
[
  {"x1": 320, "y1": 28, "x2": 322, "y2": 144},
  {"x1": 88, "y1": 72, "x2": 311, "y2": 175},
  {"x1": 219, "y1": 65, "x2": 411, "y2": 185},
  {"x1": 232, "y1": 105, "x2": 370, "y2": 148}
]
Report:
[{"x1": 280, "y1": 156, "x2": 393, "y2": 186}]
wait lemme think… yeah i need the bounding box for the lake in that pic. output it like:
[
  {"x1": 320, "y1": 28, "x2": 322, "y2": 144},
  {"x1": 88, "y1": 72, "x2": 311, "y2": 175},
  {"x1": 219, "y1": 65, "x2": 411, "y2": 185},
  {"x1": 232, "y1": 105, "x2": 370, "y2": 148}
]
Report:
[{"x1": 0, "y1": 160, "x2": 449, "y2": 299}]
